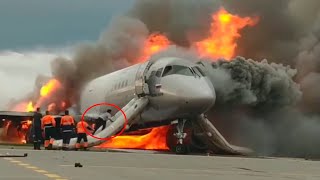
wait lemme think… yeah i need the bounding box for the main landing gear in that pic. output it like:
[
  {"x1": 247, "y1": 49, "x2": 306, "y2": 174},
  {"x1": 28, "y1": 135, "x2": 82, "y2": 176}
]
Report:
[{"x1": 173, "y1": 119, "x2": 188, "y2": 154}]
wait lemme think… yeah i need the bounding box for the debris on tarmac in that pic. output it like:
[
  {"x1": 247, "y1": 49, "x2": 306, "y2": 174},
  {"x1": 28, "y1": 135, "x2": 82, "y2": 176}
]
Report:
[
  {"x1": 0, "y1": 152, "x2": 28, "y2": 157},
  {"x1": 75, "y1": 163, "x2": 83, "y2": 167}
]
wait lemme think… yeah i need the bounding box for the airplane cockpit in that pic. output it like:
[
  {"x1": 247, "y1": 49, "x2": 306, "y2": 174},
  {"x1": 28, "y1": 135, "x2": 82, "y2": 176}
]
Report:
[
  {"x1": 144, "y1": 58, "x2": 215, "y2": 116},
  {"x1": 161, "y1": 65, "x2": 206, "y2": 78}
]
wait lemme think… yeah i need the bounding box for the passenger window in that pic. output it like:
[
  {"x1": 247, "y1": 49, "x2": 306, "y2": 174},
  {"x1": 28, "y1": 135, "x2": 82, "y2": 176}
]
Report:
[{"x1": 156, "y1": 68, "x2": 163, "y2": 77}]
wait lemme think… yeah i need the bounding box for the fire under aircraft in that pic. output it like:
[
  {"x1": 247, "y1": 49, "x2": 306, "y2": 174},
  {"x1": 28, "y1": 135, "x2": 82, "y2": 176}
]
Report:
[{"x1": 1, "y1": 57, "x2": 253, "y2": 155}]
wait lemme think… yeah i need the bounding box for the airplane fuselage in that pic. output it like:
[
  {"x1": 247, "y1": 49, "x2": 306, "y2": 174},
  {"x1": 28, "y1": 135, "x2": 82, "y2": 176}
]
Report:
[
  {"x1": 53, "y1": 57, "x2": 253, "y2": 155},
  {"x1": 80, "y1": 57, "x2": 216, "y2": 128}
]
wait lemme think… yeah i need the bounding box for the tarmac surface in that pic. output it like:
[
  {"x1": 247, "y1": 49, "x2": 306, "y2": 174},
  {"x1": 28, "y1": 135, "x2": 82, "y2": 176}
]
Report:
[{"x1": 0, "y1": 147, "x2": 320, "y2": 180}]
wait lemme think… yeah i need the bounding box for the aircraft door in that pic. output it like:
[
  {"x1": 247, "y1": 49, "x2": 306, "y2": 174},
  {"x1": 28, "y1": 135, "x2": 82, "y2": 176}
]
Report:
[
  {"x1": 148, "y1": 68, "x2": 163, "y2": 96},
  {"x1": 135, "y1": 62, "x2": 149, "y2": 96}
]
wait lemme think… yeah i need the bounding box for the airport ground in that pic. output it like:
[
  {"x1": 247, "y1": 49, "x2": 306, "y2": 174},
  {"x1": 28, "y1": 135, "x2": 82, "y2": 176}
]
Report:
[{"x1": 0, "y1": 145, "x2": 320, "y2": 180}]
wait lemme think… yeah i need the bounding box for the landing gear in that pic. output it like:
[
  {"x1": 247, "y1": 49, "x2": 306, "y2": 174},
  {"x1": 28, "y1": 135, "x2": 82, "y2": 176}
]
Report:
[
  {"x1": 175, "y1": 144, "x2": 188, "y2": 154},
  {"x1": 173, "y1": 119, "x2": 188, "y2": 154}
]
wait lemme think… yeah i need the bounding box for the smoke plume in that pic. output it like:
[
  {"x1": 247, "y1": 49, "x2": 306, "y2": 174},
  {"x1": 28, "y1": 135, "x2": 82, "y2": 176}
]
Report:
[
  {"x1": 204, "y1": 57, "x2": 302, "y2": 107},
  {"x1": 201, "y1": 0, "x2": 320, "y2": 157},
  {"x1": 3, "y1": 0, "x2": 320, "y2": 157},
  {"x1": 0, "y1": 50, "x2": 69, "y2": 110},
  {"x1": 50, "y1": 16, "x2": 149, "y2": 105},
  {"x1": 198, "y1": 57, "x2": 316, "y2": 157}
]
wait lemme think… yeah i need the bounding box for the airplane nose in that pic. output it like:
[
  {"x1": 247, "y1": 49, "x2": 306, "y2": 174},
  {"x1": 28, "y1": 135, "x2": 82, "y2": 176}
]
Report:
[
  {"x1": 195, "y1": 84, "x2": 216, "y2": 112},
  {"x1": 157, "y1": 76, "x2": 216, "y2": 115},
  {"x1": 182, "y1": 80, "x2": 216, "y2": 113}
]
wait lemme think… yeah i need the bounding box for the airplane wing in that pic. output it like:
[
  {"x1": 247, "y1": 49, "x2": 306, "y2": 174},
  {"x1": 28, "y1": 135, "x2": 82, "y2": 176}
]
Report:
[{"x1": 0, "y1": 111, "x2": 34, "y2": 120}]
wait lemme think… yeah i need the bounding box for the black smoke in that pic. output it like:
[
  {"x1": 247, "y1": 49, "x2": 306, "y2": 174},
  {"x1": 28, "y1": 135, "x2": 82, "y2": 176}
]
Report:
[
  {"x1": 5, "y1": 0, "x2": 320, "y2": 157},
  {"x1": 198, "y1": 57, "x2": 317, "y2": 157},
  {"x1": 132, "y1": 0, "x2": 320, "y2": 158}
]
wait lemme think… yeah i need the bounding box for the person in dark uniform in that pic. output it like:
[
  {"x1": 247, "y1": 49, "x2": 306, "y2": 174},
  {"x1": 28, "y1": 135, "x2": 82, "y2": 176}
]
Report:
[
  {"x1": 92, "y1": 109, "x2": 112, "y2": 135},
  {"x1": 60, "y1": 110, "x2": 75, "y2": 150},
  {"x1": 32, "y1": 107, "x2": 43, "y2": 150}
]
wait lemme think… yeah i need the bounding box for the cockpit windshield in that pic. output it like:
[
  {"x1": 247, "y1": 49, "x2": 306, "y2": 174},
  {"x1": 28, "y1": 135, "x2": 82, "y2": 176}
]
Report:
[
  {"x1": 155, "y1": 68, "x2": 163, "y2": 77},
  {"x1": 192, "y1": 66, "x2": 206, "y2": 77},
  {"x1": 162, "y1": 65, "x2": 194, "y2": 77}
]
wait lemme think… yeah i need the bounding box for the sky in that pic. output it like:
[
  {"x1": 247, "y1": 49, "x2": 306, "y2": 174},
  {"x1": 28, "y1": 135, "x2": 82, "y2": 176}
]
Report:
[
  {"x1": 0, "y1": 0, "x2": 134, "y2": 109},
  {"x1": 0, "y1": 0, "x2": 134, "y2": 50}
]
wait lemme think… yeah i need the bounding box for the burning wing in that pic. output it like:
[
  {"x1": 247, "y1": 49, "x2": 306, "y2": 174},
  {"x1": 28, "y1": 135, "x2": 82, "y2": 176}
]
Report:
[
  {"x1": 0, "y1": 111, "x2": 34, "y2": 121},
  {"x1": 0, "y1": 111, "x2": 34, "y2": 144}
]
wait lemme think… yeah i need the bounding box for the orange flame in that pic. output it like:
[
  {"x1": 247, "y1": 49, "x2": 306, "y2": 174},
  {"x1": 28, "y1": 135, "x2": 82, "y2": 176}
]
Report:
[
  {"x1": 11, "y1": 102, "x2": 31, "y2": 112},
  {"x1": 26, "y1": 102, "x2": 34, "y2": 112},
  {"x1": 195, "y1": 8, "x2": 258, "y2": 60},
  {"x1": 8, "y1": 78, "x2": 62, "y2": 144},
  {"x1": 11, "y1": 78, "x2": 62, "y2": 112},
  {"x1": 0, "y1": 119, "x2": 32, "y2": 144},
  {"x1": 139, "y1": 33, "x2": 171, "y2": 62},
  {"x1": 97, "y1": 126, "x2": 170, "y2": 150},
  {"x1": 8, "y1": 7, "x2": 259, "y2": 150},
  {"x1": 40, "y1": 79, "x2": 61, "y2": 97},
  {"x1": 97, "y1": 8, "x2": 259, "y2": 151}
]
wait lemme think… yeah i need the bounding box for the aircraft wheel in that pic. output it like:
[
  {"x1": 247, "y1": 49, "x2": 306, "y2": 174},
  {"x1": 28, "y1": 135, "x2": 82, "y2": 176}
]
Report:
[{"x1": 175, "y1": 144, "x2": 188, "y2": 154}]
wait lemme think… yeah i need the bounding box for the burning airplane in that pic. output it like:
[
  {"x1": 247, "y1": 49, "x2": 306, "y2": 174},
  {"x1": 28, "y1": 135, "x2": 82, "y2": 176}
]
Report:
[{"x1": 1, "y1": 7, "x2": 259, "y2": 154}]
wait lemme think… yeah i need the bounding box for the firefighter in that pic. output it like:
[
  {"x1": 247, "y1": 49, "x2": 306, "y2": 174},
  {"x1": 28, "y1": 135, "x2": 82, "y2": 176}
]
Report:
[
  {"x1": 75, "y1": 120, "x2": 93, "y2": 151},
  {"x1": 41, "y1": 110, "x2": 56, "y2": 150},
  {"x1": 32, "y1": 107, "x2": 43, "y2": 150},
  {"x1": 93, "y1": 109, "x2": 112, "y2": 135},
  {"x1": 60, "y1": 110, "x2": 75, "y2": 150}
]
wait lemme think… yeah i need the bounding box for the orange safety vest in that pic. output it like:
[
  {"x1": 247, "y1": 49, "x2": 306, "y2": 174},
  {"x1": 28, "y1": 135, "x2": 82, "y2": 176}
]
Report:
[
  {"x1": 76, "y1": 121, "x2": 89, "y2": 134},
  {"x1": 41, "y1": 115, "x2": 56, "y2": 129},
  {"x1": 60, "y1": 115, "x2": 75, "y2": 126}
]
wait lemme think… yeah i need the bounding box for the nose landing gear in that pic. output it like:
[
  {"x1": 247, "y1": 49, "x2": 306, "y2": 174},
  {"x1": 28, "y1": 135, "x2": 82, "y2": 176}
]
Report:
[{"x1": 173, "y1": 119, "x2": 188, "y2": 154}]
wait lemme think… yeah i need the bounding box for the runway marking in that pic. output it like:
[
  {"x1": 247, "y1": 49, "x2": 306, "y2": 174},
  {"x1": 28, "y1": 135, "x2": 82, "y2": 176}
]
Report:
[
  {"x1": 60, "y1": 164, "x2": 219, "y2": 173},
  {"x1": 60, "y1": 164, "x2": 260, "y2": 177},
  {"x1": 59, "y1": 164, "x2": 320, "y2": 178},
  {"x1": 3, "y1": 158, "x2": 69, "y2": 180},
  {"x1": 26, "y1": 166, "x2": 38, "y2": 169},
  {"x1": 18, "y1": 163, "x2": 30, "y2": 166},
  {"x1": 10, "y1": 160, "x2": 21, "y2": 163},
  {"x1": 35, "y1": 169, "x2": 48, "y2": 173},
  {"x1": 44, "y1": 174, "x2": 61, "y2": 178}
]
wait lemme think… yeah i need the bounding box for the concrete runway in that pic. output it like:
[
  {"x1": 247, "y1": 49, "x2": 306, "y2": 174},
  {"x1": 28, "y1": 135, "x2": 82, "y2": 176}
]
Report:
[{"x1": 0, "y1": 148, "x2": 320, "y2": 180}]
